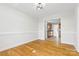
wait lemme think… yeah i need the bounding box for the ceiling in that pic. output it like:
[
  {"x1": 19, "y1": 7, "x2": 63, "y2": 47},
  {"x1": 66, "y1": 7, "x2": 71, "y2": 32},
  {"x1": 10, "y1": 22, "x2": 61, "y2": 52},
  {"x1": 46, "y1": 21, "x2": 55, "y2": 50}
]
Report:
[{"x1": 6, "y1": 3, "x2": 77, "y2": 19}]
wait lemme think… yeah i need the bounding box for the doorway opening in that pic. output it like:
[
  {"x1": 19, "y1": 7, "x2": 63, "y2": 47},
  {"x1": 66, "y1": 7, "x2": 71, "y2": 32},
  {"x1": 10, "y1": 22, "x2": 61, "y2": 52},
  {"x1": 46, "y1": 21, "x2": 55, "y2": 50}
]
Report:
[{"x1": 45, "y1": 18, "x2": 61, "y2": 45}]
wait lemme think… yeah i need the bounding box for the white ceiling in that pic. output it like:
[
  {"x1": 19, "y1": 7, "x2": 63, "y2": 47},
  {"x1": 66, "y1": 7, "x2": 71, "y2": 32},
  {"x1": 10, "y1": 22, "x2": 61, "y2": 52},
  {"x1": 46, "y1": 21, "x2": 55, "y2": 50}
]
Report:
[{"x1": 6, "y1": 3, "x2": 77, "y2": 19}]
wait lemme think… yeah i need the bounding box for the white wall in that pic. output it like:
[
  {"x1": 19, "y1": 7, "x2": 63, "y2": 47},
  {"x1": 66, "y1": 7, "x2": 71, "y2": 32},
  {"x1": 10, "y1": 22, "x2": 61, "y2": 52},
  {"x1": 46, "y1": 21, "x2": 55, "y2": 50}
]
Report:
[
  {"x1": 0, "y1": 4, "x2": 38, "y2": 51},
  {"x1": 76, "y1": 4, "x2": 79, "y2": 51},
  {"x1": 38, "y1": 11, "x2": 76, "y2": 47},
  {"x1": 38, "y1": 18, "x2": 45, "y2": 39}
]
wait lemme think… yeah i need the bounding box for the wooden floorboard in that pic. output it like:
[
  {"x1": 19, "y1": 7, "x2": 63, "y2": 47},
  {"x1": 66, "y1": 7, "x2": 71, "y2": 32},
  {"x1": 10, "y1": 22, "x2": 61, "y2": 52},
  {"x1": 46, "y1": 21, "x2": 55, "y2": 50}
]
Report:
[{"x1": 0, "y1": 39, "x2": 79, "y2": 56}]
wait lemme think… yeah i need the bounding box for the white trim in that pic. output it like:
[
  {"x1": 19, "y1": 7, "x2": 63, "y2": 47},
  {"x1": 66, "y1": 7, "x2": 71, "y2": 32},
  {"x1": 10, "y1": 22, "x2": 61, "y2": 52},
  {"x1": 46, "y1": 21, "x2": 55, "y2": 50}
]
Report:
[
  {"x1": 0, "y1": 39, "x2": 37, "y2": 52},
  {"x1": 0, "y1": 32, "x2": 38, "y2": 51}
]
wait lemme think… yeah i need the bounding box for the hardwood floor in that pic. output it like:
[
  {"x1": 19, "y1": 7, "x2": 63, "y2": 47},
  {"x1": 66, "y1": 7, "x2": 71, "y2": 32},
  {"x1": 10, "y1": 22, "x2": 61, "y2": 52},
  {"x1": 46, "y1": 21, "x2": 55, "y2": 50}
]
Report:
[{"x1": 0, "y1": 39, "x2": 79, "y2": 56}]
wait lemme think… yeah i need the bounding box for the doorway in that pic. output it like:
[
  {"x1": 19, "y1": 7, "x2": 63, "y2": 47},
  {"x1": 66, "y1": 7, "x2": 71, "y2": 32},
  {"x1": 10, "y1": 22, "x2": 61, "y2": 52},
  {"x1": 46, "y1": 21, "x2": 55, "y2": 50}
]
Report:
[{"x1": 45, "y1": 18, "x2": 61, "y2": 45}]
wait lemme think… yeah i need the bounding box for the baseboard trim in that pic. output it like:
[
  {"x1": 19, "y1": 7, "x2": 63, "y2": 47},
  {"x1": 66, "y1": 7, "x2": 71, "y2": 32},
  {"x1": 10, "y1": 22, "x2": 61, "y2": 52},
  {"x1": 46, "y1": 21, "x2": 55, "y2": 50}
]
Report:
[{"x1": 0, "y1": 39, "x2": 37, "y2": 52}]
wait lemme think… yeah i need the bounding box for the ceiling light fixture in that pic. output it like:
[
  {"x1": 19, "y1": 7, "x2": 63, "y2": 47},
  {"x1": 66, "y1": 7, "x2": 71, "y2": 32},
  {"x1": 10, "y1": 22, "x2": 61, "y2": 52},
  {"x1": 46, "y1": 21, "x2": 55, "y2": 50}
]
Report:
[{"x1": 34, "y1": 3, "x2": 46, "y2": 10}]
